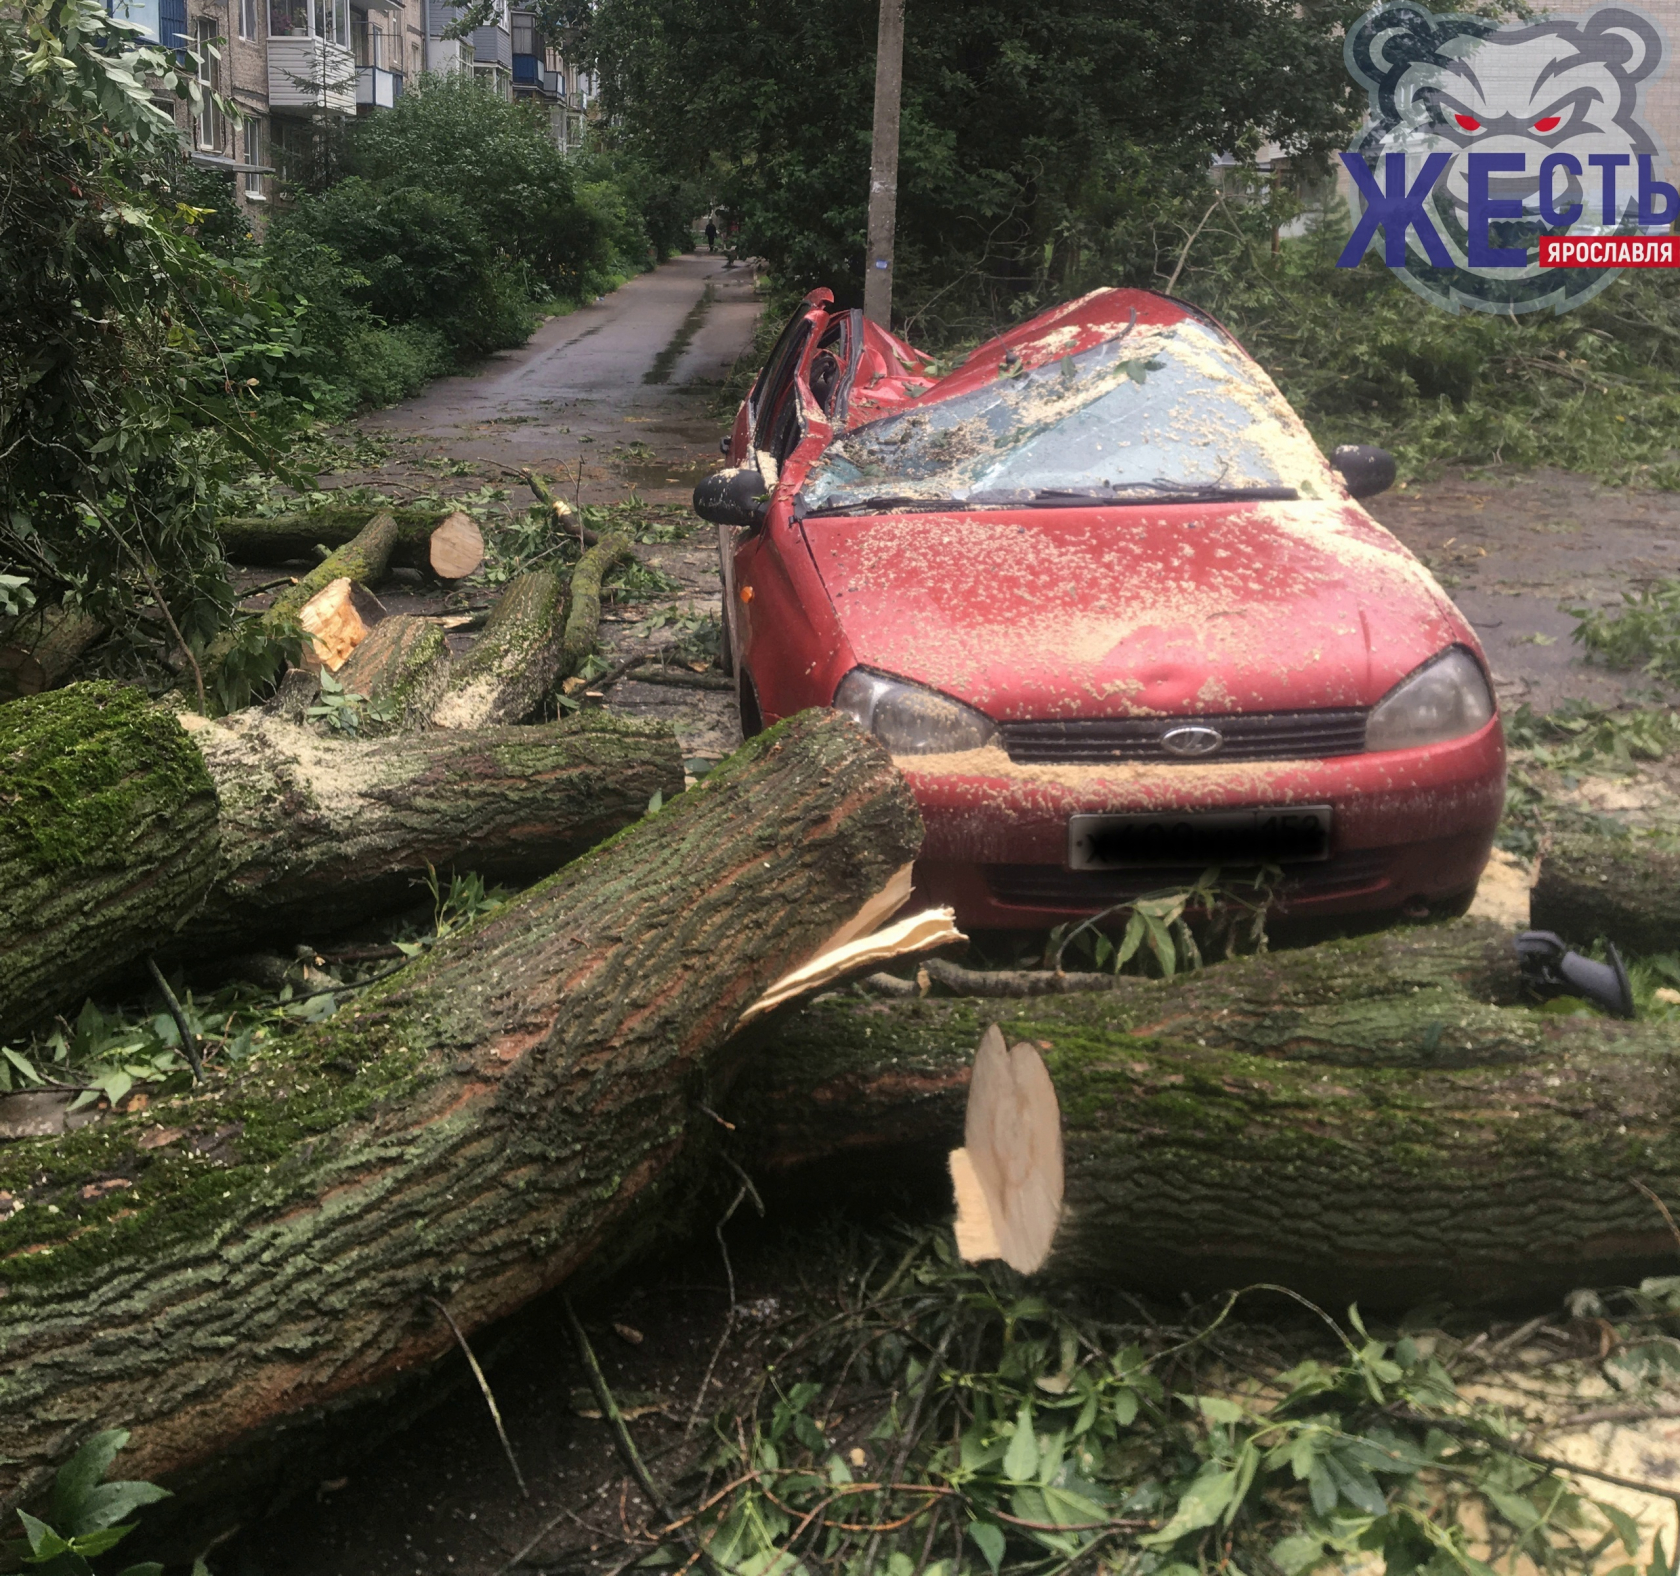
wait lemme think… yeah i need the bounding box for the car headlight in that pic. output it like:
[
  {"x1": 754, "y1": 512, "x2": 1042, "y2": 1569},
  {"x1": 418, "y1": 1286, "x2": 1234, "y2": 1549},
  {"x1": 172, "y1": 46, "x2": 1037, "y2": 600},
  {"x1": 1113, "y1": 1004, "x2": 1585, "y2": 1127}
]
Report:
[
  {"x1": 1366, "y1": 647, "x2": 1495, "y2": 752},
  {"x1": 834, "y1": 669, "x2": 997, "y2": 754}
]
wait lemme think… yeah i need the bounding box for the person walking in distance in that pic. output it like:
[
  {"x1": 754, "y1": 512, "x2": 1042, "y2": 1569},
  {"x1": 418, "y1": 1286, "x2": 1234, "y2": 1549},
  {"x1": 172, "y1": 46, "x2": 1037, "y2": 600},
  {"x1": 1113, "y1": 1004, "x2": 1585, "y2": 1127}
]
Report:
[{"x1": 705, "y1": 216, "x2": 718, "y2": 252}]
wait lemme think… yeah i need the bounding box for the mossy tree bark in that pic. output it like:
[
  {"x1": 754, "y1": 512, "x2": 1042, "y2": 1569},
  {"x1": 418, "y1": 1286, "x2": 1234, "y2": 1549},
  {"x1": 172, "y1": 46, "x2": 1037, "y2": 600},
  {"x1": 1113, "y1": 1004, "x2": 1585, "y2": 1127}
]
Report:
[
  {"x1": 429, "y1": 568, "x2": 566, "y2": 730},
  {"x1": 218, "y1": 509, "x2": 463, "y2": 571},
  {"x1": 0, "y1": 710, "x2": 921, "y2": 1513},
  {"x1": 175, "y1": 706, "x2": 685, "y2": 953},
  {"x1": 1, "y1": 686, "x2": 687, "y2": 1030},
  {"x1": 0, "y1": 605, "x2": 107, "y2": 702},
  {"x1": 560, "y1": 535, "x2": 633, "y2": 677},
  {"x1": 334, "y1": 615, "x2": 451, "y2": 730},
  {"x1": 265, "y1": 513, "x2": 398, "y2": 626},
  {"x1": 734, "y1": 919, "x2": 1680, "y2": 1309},
  {"x1": 0, "y1": 685, "x2": 218, "y2": 1034},
  {"x1": 1533, "y1": 829, "x2": 1680, "y2": 957}
]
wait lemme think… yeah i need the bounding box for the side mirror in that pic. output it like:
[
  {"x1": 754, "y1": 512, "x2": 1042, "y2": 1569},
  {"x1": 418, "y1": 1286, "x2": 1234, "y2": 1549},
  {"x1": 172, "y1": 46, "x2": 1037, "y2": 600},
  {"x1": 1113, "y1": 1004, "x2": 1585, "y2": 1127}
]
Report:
[
  {"x1": 693, "y1": 464, "x2": 769, "y2": 530},
  {"x1": 1332, "y1": 444, "x2": 1396, "y2": 500}
]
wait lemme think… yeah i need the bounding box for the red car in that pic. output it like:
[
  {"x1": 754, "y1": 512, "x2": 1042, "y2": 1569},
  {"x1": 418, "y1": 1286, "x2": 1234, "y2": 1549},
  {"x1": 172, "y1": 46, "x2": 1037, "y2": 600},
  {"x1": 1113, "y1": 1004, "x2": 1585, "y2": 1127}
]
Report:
[{"x1": 696, "y1": 286, "x2": 1504, "y2": 931}]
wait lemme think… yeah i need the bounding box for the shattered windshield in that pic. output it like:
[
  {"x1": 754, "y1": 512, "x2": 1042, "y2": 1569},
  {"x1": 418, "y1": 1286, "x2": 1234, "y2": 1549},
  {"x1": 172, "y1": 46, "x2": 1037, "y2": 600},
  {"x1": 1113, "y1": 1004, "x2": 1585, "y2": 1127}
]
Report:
[{"x1": 797, "y1": 318, "x2": 1331, "y2": 513}]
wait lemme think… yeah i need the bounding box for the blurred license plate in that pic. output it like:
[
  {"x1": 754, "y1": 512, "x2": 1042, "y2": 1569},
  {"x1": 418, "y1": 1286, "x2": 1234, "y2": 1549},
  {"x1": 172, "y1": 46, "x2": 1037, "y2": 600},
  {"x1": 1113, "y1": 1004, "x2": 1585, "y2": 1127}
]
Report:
[{"x1": 1069, "y1": 806, "x2": 1332, "y2": 869}]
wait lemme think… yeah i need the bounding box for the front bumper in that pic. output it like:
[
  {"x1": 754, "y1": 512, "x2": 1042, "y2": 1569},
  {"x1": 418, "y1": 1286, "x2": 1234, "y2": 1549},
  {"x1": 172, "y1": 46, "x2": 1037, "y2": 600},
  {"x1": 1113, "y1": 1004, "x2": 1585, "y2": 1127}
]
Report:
[{"x1": 897, "y1": 719, "x2": 1506, "y2": 928}]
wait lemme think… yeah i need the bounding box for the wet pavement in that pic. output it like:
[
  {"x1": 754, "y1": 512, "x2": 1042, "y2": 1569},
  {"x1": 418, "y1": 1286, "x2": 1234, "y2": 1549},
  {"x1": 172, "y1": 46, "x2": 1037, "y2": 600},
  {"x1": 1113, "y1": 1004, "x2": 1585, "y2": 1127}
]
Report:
[{"x1": 1369, "y1": 467, "x2": 1680, "y2": 714}]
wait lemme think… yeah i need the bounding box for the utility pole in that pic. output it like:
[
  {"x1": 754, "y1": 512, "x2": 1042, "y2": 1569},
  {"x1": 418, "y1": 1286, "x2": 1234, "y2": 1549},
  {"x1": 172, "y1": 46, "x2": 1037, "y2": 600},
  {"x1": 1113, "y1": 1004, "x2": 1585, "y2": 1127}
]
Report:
[{"x1": 863, "y1": 0, "x2": 904, "y2": 328}]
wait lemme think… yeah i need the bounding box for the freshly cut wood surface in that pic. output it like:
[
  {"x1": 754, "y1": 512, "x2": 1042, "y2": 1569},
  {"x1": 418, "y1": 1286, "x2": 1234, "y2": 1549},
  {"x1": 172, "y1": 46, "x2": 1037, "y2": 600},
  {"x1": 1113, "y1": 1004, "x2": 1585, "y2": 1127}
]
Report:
[
  {"x1": 0, "y1": 711, "x2": 922, "y2": 1513},
  {"x1": 735, "y1": 919, "x2": 1680, "y2": 1306},
  {"x1": 296, "y1": 577, "x2": 384, "y2": 671},
  {"x1": 427, "y1": 511, "x2": 484, "y2": 580},
  {"x1": 950, "y1": 1025, "x2": 1063, "y2": 1274},
  {"x1": 266, "y1": 513, "x2": 398, "y2": 625}
]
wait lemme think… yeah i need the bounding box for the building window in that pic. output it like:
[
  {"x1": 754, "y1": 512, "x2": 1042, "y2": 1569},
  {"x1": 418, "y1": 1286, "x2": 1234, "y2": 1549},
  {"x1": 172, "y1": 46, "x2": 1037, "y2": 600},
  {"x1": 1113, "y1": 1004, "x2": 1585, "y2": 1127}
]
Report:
[
  {"x1": 194, "y1": 17, "x2": 225, "y2": 152},
  {"x1": 268, "y1": 0, "x2": 345, "y2": 42},
  {"x1": 238, "y1": 0, "x2": 256, "y2": 38},
  {"x1": 511, "y1": 14, "x2": 535, "y2": 55},
  {"x1": 245, "y1": 117, "x2": 265, "y2": 199}
]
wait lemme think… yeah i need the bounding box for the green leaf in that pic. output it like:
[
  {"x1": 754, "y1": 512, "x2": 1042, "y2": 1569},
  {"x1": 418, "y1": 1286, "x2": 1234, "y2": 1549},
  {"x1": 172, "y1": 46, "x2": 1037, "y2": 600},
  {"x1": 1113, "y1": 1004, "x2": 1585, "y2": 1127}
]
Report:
[
  {"x1": 116, "y1": 1565, "x2": 166, "y2": 1576},
  {"x1": 1271, "y1": 1533, "x2": 1329, "y2": 1576},
  {"x1": 647, "y1": 789, "x2": 663, "y2": 814},
  {"x1": 1600, "y1": 1502, "x2": 1642, "y2": 1555},
  {"x1": 968, "y1": 1521, "x2": 1006, "y2": 1574},
  {"x1": 1197, "y1": 1396, "x2": 1244, "y2": 1424},
  {"x1": 17, "y1": 1510, "x2": 71, "y2": 1559},
  {"x1": 70, "y1": 1481, "x2": 169, "y2": 1536},
  {"x1": 1141, "y1": 1463, "x2": 1240, "y2": 1547},
  {"x1": 47, "y1": 1432, "x2": 129, "y2": 1529},
  {"x1": 1112, "y1": 1388, "x2": 1139, "y2": 1427},
  {"x1": 1003, "y1": 1406, "x2": 1039, "y2": 1480}
]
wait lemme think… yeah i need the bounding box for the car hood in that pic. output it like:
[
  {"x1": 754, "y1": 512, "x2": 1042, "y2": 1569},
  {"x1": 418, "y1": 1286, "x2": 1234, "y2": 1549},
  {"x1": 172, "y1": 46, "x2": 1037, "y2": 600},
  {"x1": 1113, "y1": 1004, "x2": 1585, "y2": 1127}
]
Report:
[{"x1": 804, "y1": 499, "x2": 1467, "y2": 718}]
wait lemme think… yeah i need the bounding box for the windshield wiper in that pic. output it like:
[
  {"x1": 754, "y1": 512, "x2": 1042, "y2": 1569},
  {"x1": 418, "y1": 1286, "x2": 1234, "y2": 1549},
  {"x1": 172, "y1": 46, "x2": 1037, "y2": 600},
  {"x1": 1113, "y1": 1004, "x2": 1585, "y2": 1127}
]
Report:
[
  {"x1": 1018, "y1": 485, "x2": 1300, "y2": 506},
  {"x1": 798, "y1": 484, "x2": 1299, "y2": 519},
  {"x1": 799, "y1": 495, "x2": 974, "y2": 518}
]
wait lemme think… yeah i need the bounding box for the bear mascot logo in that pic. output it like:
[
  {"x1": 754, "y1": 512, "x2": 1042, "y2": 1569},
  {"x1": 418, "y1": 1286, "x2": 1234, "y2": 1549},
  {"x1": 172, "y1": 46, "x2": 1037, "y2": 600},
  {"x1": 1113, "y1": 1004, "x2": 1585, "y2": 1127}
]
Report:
[{"x1": 1345, "y1": 3, "x2": 1668, "y2": 313}]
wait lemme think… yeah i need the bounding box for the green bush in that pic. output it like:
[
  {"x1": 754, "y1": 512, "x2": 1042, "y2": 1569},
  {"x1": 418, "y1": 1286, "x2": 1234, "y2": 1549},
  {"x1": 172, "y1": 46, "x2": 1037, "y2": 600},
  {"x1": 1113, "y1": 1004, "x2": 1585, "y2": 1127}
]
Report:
[
  {"x1": 270, "y1": 176, "x2": 534, "y2": 356},
  {"x1": 341, "y1": 72, "x2": 620, "y2": 298}
]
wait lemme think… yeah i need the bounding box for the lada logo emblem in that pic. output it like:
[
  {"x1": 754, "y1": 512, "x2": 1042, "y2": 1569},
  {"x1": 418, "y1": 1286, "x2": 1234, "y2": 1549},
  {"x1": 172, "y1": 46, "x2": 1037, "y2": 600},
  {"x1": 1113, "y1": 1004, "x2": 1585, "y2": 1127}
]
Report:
[{"x1": 1161, "y1": 725, "x2": 1223, "y2": 757}]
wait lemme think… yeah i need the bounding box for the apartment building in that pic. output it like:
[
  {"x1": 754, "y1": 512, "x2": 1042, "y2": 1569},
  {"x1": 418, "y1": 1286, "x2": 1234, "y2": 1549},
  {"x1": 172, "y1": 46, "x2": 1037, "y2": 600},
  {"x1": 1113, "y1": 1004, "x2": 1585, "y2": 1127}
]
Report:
[
  {"x1": 509, "y1": 8, "x2": 594, "y2": 153},
  {"x1": 118, "y1": 0, "x2": 583, "y2": 218}
]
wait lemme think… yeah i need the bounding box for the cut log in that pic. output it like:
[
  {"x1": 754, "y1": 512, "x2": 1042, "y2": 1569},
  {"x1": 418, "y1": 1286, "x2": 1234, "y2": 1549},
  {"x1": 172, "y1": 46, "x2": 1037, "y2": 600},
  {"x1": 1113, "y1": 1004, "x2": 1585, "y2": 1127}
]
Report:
[
  {"x1": 560, "y1": 535, "x2": 634, "y2": 678},
  {"x1": 0, "y1": 683, "x2": 687, "y2": 1032},
  {"x1": 1532, "y1": 828, "x2": 1680, "y2": 958},
  {"x1": 0, "y1": 606, "x2": 106, "y2": 703},
  {"x1": 0, "y1": 709, "x2": 921, "y2": 1512},
  {"x1": 734, "y1": 918, "x2": 1680, "y2": 1308},
  {"x1": 334, "y1": 616, "x2": 451, "y2": 729},
  {"x1": 175, "y1": 705, "x2": 684, "y2": 951},
  {"x1": 429, "y1": 568, "x2": 565, "y2": 730},
  {"x1": 521, "y1": 468, "x2": 600, "y2": 546},
  {"x1": 295, "y1": 577, "x2": 385, "y2": 672},
  {"x1": 427, "y1": 511, "x2": 484, "y2": 580},
  {"x1": 0, "y1": 684, "x2": 218, "y2": 1035},
  {"x1": 219, "y1": 509, "x2": 484, "y2": 578},
  {"x1": 265, "y1": 513, "x2": 398, "y2": 626}
]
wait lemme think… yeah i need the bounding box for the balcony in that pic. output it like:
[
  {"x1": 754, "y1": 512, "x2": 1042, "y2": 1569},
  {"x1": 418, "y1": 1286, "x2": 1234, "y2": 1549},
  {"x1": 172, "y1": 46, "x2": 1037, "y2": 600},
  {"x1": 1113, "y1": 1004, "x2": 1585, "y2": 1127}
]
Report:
[
  {"x1": 356, "y1": 63, "x2": 402, "y2": 106},
  {"x1": 469, "y1": 21, "x2": 510, "y2": 68},
  {"x1": 269, "y1": 36, "x2": 356, "y2": 111},
  {"x1": 512, "y1": 51, "x2": 540, "y2": 86}
]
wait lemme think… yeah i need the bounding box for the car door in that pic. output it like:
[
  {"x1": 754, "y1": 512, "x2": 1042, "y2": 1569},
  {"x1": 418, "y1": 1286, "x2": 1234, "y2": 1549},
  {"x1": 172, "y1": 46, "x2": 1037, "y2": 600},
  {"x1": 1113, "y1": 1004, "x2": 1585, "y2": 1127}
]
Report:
[{"x1": 728, "y1": 305, "x2": 845, "y2": 731}]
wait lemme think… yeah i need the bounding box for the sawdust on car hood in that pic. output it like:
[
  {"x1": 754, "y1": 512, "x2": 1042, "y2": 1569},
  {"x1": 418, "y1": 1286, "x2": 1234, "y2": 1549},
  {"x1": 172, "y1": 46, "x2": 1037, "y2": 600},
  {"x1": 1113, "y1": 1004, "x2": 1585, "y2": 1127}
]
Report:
[{"x1": 803, "y1": 497, "x2": 1466, "y2": 720}]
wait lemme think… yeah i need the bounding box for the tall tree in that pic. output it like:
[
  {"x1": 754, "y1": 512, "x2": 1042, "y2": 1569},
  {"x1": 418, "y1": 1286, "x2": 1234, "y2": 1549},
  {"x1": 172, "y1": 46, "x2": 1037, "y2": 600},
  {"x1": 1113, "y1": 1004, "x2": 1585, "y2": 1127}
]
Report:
[{"x1": 587, "y1": 0, "x2": 1360, "y2": 335}]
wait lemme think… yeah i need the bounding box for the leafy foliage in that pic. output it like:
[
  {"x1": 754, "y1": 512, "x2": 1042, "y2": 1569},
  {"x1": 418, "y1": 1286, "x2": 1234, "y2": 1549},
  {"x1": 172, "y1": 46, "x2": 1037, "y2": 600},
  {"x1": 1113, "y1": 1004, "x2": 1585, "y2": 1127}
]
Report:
[
  {"x1": 1177, "y1": 213, "x2": 1680, "y2": 487},
  {"x1": 587, "y1": 0, "x2": 1359, "y2": 330},
  {"x1": 4, "y1": 1429, "x2": 169, "y2": 1576},
  {"x1": 677, "y1": 1234, "x2": 1652, "y2": 1576},
  {"x1": 0, "y1": 0, "x2": 321, "y2": 680},
  {"x1": 1569, "y1": 581, "x2": 1680, "y2": 686}
]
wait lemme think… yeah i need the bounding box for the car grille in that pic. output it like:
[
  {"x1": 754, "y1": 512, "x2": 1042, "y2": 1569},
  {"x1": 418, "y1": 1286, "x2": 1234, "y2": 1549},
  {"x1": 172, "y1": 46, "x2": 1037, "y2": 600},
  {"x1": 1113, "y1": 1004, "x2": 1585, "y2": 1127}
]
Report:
[
  {"x1": 997, "y1": 709, "x2": 1368, "y2": 765},
  {"x1": 983, "y1": 850, "x2": 1389, "y2": 911}
]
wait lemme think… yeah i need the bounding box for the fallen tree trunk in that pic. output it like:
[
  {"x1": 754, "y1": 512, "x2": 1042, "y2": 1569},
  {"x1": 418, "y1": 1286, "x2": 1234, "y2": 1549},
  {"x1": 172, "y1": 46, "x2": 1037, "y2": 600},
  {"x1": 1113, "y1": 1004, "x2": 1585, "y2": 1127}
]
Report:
[
  {"x1": 334, "y1": 615, "x2": 451, "y2": 728},
  {"x1": 267, "y1": 513, "x2": 398, "y2": 627},
  {"x1": 0, "y1": 709, "x2": 921, "y2": 1512},
  {"x1": 175, "y1": 704, "x2": 684, "y2": 951},
  {"x1": 733, "y1": 919, "x2": 1680, "y2": 1308},
  {"x1": 560, "y1": 535, "x2": 633, "y2": 678},
  {"x1": 429, "y1": 568, "x2": 566, "y2": 729},
  {"x1": 0, "y1": 683, "x2": 686, "y2": 1031},
  {"x1": 1532, "y1": 828, "x2": 1680, "y2": 958},
  {"x1": 0, "y1": 605, "x2": 106, "y2": 702},
  {"x1": 0, "y1": 685, "x2": 219, "y2": 1034},
  {"x1": 219, "y1": 509, "x2": 484, "y2": 578}
]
